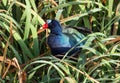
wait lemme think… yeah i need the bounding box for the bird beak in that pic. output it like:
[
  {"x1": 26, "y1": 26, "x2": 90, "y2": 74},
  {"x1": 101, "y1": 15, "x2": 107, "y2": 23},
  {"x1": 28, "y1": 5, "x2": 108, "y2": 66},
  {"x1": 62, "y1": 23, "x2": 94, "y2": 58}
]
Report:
[
  {"x1": 36, "y1": 22, "x2": 48, "y2": 36},
  {"x1": 41, "y1": 19, "x2": 52, "y2": 29},
  {"x1": 42, "y1": 19, "x2": 53, "y2": 29},
  {"x1": 30, "y1": 21, "x2": 50, "y2": 38},
  {"x1": 42, "y1": 22, "x2": 48, "y2": 29},
  {"x1": 38, "y1": 20, "x2": 52, "y2": 35}
]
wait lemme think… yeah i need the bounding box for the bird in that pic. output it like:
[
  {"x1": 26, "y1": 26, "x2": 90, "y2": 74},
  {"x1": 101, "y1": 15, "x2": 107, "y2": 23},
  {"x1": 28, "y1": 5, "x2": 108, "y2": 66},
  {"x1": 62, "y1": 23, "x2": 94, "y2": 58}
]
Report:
[{"x1": 42, "y1": 19, "x2": 91, "y2": 56}]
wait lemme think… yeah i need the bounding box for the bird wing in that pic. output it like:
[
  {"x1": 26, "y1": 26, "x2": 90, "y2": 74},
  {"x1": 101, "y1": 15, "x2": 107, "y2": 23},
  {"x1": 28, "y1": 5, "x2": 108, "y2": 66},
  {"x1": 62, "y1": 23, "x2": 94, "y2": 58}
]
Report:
[
  {"x1": 47, "y1": 34, "x2": 74, "y2": 55},
  {"x1": 62, "y1": 28, "x2": 85, "y2": 46}
]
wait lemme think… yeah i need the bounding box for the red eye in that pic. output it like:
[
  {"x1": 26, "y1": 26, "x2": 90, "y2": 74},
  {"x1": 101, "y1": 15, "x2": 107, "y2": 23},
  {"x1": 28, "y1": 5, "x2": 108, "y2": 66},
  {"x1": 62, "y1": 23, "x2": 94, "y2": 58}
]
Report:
[{"x1": 42, "y1": 23, "x2": 48, "y2": 29}]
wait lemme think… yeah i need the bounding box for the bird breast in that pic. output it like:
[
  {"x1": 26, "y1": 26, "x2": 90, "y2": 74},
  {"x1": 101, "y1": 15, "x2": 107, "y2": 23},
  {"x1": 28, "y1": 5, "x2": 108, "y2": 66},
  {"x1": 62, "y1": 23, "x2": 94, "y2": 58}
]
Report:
[{"x1": 47, "y1": 34, "x2": 71, "y2": 48}]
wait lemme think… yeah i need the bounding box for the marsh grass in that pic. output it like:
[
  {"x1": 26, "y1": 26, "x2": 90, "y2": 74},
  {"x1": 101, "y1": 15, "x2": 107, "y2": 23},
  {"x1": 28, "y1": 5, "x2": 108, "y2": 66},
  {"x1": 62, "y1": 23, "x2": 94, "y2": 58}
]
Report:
[{"x1": 0, "y1": 0, "x2": 120, "y2": 83}]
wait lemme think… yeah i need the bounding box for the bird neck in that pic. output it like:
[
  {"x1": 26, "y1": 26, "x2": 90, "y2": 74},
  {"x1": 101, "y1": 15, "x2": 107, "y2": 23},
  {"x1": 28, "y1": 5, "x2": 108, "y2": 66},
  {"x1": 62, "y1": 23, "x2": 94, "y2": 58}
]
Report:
[
  {"x1": 50, "y1": 30, "x2": 62, "y2": 35},
  {"x1": 50, "y1": 27, "x2": 62, "y2": 35}
]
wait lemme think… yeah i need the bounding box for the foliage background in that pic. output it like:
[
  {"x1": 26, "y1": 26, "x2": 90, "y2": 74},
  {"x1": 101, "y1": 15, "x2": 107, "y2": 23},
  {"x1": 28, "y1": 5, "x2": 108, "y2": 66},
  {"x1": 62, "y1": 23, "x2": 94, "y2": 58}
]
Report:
[{"x1": 0, "y1": 0, "x2": 120, "y2": 83}]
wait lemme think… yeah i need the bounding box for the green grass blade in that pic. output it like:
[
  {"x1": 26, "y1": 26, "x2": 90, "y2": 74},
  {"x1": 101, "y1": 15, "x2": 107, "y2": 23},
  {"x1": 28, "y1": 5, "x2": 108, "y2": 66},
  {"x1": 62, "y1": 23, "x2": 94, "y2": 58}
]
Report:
[
  {"x1": 23, "y1": 0, "x2": 31, "y2": 40},
  {"x1": 30, "y1": 24, "x2": 39, "y2": 56},
  {"x1": 13, "y1": 30, "x2": 33, "y2": 58}
]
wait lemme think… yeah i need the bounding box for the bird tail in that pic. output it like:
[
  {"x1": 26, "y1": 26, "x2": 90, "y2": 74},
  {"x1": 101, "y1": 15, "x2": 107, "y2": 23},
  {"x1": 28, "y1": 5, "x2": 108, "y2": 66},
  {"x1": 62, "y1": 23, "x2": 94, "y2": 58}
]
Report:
[{"x1": 65, "y1": 26, "x2": 92, "y2": 34}]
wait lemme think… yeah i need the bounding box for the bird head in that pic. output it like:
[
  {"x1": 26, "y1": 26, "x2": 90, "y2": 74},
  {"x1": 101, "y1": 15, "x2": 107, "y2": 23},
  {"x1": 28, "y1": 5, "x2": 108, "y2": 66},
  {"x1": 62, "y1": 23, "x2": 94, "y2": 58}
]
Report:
[{"x1": 42, "y1": 19, "x2": 62, "y2": 35}]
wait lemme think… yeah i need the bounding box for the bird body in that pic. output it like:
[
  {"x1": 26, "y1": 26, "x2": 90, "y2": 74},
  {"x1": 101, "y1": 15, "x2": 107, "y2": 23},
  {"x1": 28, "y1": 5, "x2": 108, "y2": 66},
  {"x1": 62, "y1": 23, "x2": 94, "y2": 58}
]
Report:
[{"x1": 46, "y1": 20, "x2": 86, "y2": 55}]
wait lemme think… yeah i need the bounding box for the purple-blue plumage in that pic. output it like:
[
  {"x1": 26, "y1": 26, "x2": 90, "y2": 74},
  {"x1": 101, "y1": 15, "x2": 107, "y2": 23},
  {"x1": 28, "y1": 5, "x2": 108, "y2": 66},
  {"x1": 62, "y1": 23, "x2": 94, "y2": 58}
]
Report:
[{"x1": 47, "y1": 20, "x2": 85, "y2": 56}]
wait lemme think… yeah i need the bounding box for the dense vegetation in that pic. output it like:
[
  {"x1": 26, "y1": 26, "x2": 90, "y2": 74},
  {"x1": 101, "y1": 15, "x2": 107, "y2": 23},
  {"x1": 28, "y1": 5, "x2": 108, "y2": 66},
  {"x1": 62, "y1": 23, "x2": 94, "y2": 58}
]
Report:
[{"x1": 0, "y1": 0, "x2": 120, "y2": 83}]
